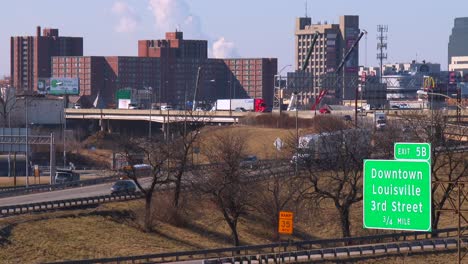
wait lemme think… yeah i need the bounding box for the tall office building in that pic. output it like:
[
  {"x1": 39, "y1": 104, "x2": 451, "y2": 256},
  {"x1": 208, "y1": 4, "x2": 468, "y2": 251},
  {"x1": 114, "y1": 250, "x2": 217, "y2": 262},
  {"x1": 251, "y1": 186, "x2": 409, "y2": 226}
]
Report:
[
  {"x1": 10, "y1": 26, "x2": 83, "y2": 93},
  {"x1": 448, "y1": 17, "x2": 468, "y2": 66},
  {"x1": 294, "y1": 15, "x2": 359, "y2": 104}
]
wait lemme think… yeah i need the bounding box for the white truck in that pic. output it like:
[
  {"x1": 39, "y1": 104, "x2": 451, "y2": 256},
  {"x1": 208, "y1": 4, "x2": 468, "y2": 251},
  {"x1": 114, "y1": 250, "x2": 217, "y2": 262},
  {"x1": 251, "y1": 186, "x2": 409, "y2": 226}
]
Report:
[
  {"x1": 374, "y1": 112, "x2": 387, "y2": 130},
  {"x1": 292, "y1": 129, "x2": 371, "y2": 165},
  {"x1": 211, "y1": 98, "x2": 266, "y2": 112}
]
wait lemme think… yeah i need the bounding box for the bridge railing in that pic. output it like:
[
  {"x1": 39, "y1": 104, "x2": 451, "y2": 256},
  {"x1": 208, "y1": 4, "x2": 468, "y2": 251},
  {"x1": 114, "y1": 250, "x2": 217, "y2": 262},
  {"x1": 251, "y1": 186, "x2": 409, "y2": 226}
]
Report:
[{"x1": 44, "y1": 227, "x2": 462, "y2": 264}]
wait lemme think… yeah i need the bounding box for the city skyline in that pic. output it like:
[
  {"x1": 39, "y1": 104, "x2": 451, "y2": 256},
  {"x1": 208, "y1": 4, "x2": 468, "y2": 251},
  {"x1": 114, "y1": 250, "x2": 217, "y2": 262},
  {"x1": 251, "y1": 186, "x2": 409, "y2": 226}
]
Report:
[{"x1": 1, "y1": 0, "x2": 467, "y2": 77}]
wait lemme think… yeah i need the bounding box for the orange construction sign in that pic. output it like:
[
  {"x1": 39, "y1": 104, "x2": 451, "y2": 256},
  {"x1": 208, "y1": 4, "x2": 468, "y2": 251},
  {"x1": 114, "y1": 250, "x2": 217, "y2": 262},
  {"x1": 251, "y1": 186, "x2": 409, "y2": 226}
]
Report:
[{"x1": 278, "y1": 211, "x2": 294, "y2": 235}]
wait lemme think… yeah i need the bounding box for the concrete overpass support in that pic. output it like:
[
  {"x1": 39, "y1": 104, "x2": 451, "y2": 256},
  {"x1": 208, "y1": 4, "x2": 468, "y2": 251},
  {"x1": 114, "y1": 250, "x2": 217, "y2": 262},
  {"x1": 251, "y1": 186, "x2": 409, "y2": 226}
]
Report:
[{"x1": 99, "y1": 119, "x2": 107, "y2": 132}]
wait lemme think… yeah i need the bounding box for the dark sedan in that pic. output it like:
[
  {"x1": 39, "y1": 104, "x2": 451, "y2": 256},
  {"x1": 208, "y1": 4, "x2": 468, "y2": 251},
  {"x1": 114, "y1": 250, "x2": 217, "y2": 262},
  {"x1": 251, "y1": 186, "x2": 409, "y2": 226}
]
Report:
[{"x1": 110, "y1": 180, "x2": 137, "y2": 195}]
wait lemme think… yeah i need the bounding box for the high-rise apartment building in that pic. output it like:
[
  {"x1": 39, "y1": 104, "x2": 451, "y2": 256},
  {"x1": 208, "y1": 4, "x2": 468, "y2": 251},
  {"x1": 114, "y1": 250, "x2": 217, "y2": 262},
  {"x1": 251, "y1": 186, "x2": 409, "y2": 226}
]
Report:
[
  {"x1": 448, "y1": 17, "x2": 468, "y2": 66},
  {"x1": 294, "y1": 15, "x2": 359, "y2": 104},
  {"x1": 10, "y1": 26, "x2": 83, "y2": 92}
]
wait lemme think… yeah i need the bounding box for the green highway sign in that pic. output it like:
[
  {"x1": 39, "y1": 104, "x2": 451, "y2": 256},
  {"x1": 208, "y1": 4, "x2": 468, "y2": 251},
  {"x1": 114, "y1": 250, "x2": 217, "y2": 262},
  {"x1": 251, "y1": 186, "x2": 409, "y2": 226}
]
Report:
[
  {"x1": 394, "y1": 143, "x2": 431, "y2": 161},
  {"x1": 363, "y1": 160, "x2": 431, "y2": 231}
]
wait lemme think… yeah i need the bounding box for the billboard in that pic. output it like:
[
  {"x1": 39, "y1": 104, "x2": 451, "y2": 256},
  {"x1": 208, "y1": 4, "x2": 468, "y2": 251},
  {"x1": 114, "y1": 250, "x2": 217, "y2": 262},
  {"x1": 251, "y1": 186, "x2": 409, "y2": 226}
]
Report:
[
  {"x1": 118, "y1": 99, "x2": 131, "y2": 109},
  {"x1": 49, "y1": 78, "x2": 80, "y2": 95}
]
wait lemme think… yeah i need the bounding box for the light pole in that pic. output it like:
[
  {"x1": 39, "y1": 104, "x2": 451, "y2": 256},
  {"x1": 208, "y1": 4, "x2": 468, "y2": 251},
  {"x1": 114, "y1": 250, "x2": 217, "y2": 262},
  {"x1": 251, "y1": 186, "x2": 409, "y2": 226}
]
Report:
[
  {"x1": 229, "y1": 75, "x2": 233, "y2": 115},
  {"x1": 417, "y1": 89, "x2": 464, "y2": 135},
  {"x1": 54, "y1": 81, "x2": 68, "y2": 168},
  {"x1": 146, "y1": 86, "x2": 153, "y2": 138},
  {"x1": 295, "y1": 105, "x2": 299, "y2": 176},
  {"x1": 417, "y1": 90, "x2": 464, "y2": 110},
  {"x1": 25, "y1": 97, "x2": 29, "y2": 187}
]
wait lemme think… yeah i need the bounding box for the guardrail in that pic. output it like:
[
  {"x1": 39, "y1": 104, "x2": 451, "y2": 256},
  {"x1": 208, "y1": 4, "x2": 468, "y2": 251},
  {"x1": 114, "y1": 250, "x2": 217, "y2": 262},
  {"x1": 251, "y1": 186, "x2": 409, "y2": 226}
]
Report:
[
  {"x1": 0, "y1": 175, "x2": 119, "y2": 198},
  {"x1": 0, "y1": 193, "x2": 142, "y2": 217},
  {"x1": 37, "y1": 166, "x2": 109, "y2": 174},
  {"x1": 45, "y1": 227, "x2": 462, "y2": 264},
  {"x1": 0, "y1": 183, "x2": 51, "y2": 193}
]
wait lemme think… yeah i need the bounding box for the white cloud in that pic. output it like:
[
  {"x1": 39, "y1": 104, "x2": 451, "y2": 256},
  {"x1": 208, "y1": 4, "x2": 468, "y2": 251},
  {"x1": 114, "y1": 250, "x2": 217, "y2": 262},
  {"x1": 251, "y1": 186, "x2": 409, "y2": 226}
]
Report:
[
  {"x1": 212, "y1": 37, "x2": 239, "y2": 58},
  {"x1": 112, "y1": 1, "x2": 139, "y2": 33},
  {"x1": 147, "y1": 0, "x2": 241, "y2": 58},
  {"x1": 111, "y1": 1, "x2": 129, "y2": 14},
  {"x1": 147, "y1": 0, "x2": 204, "y2": 39}
]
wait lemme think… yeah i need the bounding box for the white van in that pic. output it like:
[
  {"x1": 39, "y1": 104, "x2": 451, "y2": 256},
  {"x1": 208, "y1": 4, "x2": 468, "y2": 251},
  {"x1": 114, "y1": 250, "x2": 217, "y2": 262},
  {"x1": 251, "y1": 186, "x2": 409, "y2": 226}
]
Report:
[{"x1": 161, "y1": 105, "x2": 173, "y2": 110}]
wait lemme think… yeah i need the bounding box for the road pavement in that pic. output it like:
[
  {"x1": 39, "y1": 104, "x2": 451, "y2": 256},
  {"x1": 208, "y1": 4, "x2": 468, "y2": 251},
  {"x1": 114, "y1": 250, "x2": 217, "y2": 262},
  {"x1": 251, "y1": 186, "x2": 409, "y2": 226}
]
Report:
[{"x1": 0, "y1": 177, "x2": 153, "y2": 207}]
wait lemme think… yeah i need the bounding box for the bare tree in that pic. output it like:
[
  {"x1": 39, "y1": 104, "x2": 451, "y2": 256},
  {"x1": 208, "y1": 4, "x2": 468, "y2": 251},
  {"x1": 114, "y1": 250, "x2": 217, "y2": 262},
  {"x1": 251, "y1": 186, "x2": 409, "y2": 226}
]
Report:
[
  {"x1": 120, "y1": 136, "x2": 172, "y2": 231},
  {"x1": 252, "y1": 166, "x2": 309, "y2": 240},
  {"x1": 372, "y1": 120, "x2": 405, "y2": 159},
  {"x1": 0, "y1": 86, "x2": 17, "y2": 127},
  {"x1": 401, "y1": 110, "x2": 468, "y2": 231},
  {"x1": 169, "y1": 111, "x2": 207, "y2": 210},
  {"x1": 301, "y1": 128, "x2": 371, "y2": 238},
  {"x1": 193, "y1": 130, "x2": 254, "y2": 246}
]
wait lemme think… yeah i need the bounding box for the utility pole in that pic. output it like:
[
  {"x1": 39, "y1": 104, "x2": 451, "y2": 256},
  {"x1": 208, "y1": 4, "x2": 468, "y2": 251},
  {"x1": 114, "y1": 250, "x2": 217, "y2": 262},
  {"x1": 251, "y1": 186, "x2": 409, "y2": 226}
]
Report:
[
  {"x1": 377, "y1": 25, "x2": 388, "y2": 84},
  {"x1": 25, "y1": 97, "x2": 29, "y2": 187}
]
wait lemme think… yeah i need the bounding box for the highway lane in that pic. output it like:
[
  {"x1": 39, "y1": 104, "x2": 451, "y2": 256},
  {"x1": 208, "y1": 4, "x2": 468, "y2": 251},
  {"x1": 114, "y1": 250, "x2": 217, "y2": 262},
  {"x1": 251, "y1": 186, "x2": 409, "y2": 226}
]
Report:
[
  {"x1": 0, "y1": 162, "x2": 292, "y2": 208},
  {"x1": 0, "y1": 178, "x2": 153, "y2": 207}
]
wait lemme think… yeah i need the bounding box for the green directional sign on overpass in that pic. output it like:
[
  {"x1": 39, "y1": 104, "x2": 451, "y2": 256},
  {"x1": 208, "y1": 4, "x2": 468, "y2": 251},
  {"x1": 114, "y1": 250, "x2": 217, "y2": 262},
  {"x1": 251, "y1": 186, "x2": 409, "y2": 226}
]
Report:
[
  {"x1": 363, "y1": 160, "x2": 431, "y2": 232},
  {"x1": 394, "y1": 143, "x2": 431, "y2": 161}
]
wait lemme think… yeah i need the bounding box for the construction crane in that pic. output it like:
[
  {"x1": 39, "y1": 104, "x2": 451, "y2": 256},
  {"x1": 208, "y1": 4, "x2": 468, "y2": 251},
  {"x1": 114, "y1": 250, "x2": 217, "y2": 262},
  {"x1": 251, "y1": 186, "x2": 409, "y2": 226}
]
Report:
[
  {"x1": 192, "y1": 67, "x2": 202, "y2": 111},
  {"x1": 311, "y1": 30, "x2": 367, "y2": 111},
  {"x1": 288, "y1": 31, "x2": 320, "y2": 111}
]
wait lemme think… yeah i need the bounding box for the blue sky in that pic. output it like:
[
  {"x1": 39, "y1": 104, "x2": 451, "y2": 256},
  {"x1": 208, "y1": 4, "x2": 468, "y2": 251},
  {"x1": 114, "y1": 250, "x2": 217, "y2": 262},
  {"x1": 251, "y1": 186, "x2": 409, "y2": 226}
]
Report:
[{"x1": 1, "y1": 0, "x2": 467, "y2": 77}]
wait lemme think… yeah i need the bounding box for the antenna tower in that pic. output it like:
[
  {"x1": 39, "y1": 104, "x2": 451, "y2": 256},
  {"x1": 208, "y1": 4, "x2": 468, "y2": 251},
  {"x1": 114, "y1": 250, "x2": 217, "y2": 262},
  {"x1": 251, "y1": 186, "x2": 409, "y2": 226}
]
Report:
[
  {"x1": 305, "y1": 0, "x2": 308, "y2": 18},
  {"x1": 377, "y1": 25, "x2": 388, "y2": 83}
]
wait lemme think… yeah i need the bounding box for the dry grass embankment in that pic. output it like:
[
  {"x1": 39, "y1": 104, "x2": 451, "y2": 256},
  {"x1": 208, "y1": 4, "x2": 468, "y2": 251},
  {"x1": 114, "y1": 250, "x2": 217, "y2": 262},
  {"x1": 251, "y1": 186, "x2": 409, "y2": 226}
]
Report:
[{"x1": 0, "y1": 124, "x2": 463, "y2": 263}]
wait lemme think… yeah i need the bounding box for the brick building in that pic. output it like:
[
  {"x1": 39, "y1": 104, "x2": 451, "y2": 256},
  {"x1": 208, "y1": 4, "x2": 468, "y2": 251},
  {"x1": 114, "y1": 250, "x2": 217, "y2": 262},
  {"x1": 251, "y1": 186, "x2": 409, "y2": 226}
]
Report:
[
  {"x1": 224, "y1": 58, "x2": 277, "y2": 106},
  {"x1": 294, "y1": 16, "x2": 360, "y2": 104},
  {"x1": 11, "y1": 26, "x2": 83, "y2": 93},
  {"x1": 51, "y1": 31, "x2": 277, "y2": 108},
  {"x1": 138, "y1": 32, "x2": 277, "y2": 107},
  {"x1": 0, "y1": 77, "x2": 11, "y2": 88}
]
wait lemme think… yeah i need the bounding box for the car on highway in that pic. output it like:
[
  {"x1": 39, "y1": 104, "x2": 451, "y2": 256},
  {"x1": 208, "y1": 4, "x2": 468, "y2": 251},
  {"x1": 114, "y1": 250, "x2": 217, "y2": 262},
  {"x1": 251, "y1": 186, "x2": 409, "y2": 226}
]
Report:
[
  {"x1": 240, "y1": 155, "x2": 258, "y2": 169},
  {"x1": 110, "y1": 180, "x2": 137, "y2": 195},
  {"x1": 235, "y1": 107, "x2": 247, "y2": 112},
  {"x1": 290, "y1": 153, "x2": 312, "y2": 167},
  {"x1": 55, "y1": 169, "x2": 80, "y2": 184},
  {"x1": 128, "y1": 103, "x2": 140, "y2": 109},
  {"x1": 161, "y1": 105, "x2": 173, "y2": 110}
]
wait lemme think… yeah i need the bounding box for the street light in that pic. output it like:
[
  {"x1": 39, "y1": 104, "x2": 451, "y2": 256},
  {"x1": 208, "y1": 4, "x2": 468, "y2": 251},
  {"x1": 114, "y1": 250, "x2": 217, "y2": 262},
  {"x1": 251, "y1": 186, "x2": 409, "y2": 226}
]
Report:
[
  {"x1": 417, "y1": 89, "x2": 464, "y2": 135},
  {"x1": 146, "y1": 86, "x2": 153, "y2": 138},
  {"x1": 416, "y1": 90, "x2": 463, "y2": 110}
]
